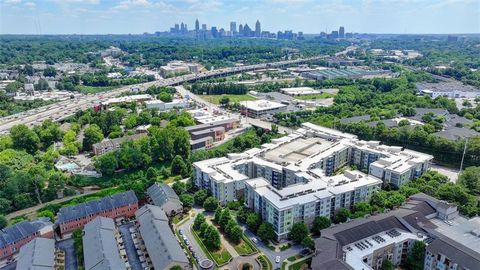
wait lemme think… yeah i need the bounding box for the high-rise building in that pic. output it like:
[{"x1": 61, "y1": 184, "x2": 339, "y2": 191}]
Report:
[
  {"x1": 195, "y1": 19, "x2": 200, "y2": 32},
  {"x1": 255, "y1": 20, "x2": 261, "y2": 37},
  {"x1": 238, "y1": 24, "x2": 243, "y2": 36},
  {"x1": 339, "y1": 26, "x2": 345, "y2": 39},
  {"x1": 201, "y1": 24, "x2": 207, "y2": 31},
  {"x1": 230, "y1": 21, "x2": 237, "y2": 34},
  {"x1": 174, "y1": 24, "x2": 179, "y2": 33},
  {"x1": 244, "y1": 24, "x2": 252, "y2": 37},
  {"x1": 211, "y1": 27, "x2": 218, "y2": 38}
]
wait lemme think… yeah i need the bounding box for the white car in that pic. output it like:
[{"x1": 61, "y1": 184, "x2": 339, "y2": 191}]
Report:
[
  {"x1": 251, "y1": 237, "x2": 258, "y2": 244},
  {"x1": 275, "y1": 256, "x2": 281, "y2": 263}
]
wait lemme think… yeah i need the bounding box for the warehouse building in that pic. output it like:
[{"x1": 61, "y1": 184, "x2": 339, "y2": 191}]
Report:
[{"x1": 239, "y1": 99, "x2": 287, "y2": 118}]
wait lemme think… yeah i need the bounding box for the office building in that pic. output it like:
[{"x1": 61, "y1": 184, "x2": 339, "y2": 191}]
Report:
[
  {"x1": 195, "y1": 18, "x2": 200, "y2": 32},
  {"x1": 239, "y1": 99, "x2": 287, "y2": 118},
  {"x1": 311, "y1": 193, "x2": 480, "y2": 270},
  {"x1": 136, "y1": 205, "x2": 190, "y2": 270},
  {"x1": 55, "y1": 190, "x2": 138, "y2": 235},
  {"x1": 201, "y1": 24, "x2": 207, "y2": 31},
  {"x1": 230, "y1": 21, "x2": 237, "y2": 34},
  {"x1": 146, "y1": 183, "x2": 183, "y2": 216},
  {"x1": 339, "y1": 26, "x2": 345, "y2": 39},
  {"x1": 83, "y1": 217, "x2": 127, "y2": 270},
  {"x1": 185, "y1": 118, "x2": 240, "y2": 150},
  {"x1": 144, "y1": 99, "x2": 189, "y2": 111},
  {"x1": 15, "y1": 238, "x2": 62, "y2": 270},
  {"x1": 193, "y1": 123, "x2": 432, "y2": 239},
  {"x1": 159, "y1": 61, "x2": 200, "y2": 77},
  {"x1": 255, "y1": 20, "x2": 261, "y2": 37}
]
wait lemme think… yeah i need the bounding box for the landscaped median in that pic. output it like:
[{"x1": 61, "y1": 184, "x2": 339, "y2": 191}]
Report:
[
  {"x1": 256, "y1": 254, "x2": 273, "y2": 270},
  {"x1": 190, "y1": 226, "x2": 233, "y2": 267},
  {"x1": 233, "y1": 234, "x2": 259, "y2": 256}
]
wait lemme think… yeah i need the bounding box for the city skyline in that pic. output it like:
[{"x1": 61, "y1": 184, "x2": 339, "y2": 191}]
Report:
[{"x1": 0, "y1": 0, "x2": 479, "y2": 35}]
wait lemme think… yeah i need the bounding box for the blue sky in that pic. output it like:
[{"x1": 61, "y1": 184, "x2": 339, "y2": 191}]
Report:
[{"x1": 0, "y1": 0, "x2": 479, "y2": 34}]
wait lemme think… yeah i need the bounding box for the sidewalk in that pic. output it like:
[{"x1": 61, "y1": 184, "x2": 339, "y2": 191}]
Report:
[{"x1": 282, "y1": 254, "x2": 313, "y2": 270}]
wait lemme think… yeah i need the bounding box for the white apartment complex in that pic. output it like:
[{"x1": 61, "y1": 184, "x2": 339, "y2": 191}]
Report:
[{"x1": 193, "y1": 123, "x2": 433, "y2": 240}]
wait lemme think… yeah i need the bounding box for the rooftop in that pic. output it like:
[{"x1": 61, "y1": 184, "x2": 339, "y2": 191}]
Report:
[
  {"x1": 239, "y1": 99, "x2": 287, "y2": 111},
  {"x1": 83, "y1": 217, "x2": 126, "y2": 270},
  {"x1": 0, "y1": 218, "x2": 53, "y2": 249},
  {"x1": 15, "y1": 238, "x2": 55, "y2": 270},
  {"x1": 56, "y1": 190, "x2": 138, "y2": 224},
  {"x1": 416, "y1": 82, "x2": 480, "y2": 93},
  {"x1": 146, "y1": 183, "x2": 182, "y2": 208}
]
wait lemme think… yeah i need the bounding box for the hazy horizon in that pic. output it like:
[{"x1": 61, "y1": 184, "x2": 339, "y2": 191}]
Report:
[{"x1": 1, "y1": 0, "x2": 479, "y2": 35}]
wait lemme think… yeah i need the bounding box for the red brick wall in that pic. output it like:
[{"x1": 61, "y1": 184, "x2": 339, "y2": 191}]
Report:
[
  {"x1": 59, "y1": 203, "x2": 138, "y2": 235},
  {"x1": 0, "y1": 233, "x2": 38, "y2": 260}
]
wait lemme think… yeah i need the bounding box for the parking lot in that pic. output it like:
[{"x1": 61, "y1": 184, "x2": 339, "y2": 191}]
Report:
[
  {"x1": 57, "y1": 238, "x2": 78, "y2": 270},
  {"x1": 119, "y1": 223, "x2": 144, "y2": 270}
]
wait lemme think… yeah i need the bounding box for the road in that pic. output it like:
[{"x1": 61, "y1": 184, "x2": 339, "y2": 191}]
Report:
[
  {"x1": 0, "y1": 55, "x2": 329, "y2": 135},
  {"x1": 6, "y1": 189, "x2": 101, "y2": 220}
]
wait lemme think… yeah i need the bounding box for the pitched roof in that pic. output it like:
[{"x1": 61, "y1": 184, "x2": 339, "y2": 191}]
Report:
[
  {"x1": 83, "y1": 217, "x2": 126, "y2": 270},
  {"x1": 427, "y1": 237, "x2": 480, "y2": 270},
  {"x1": 135, "y1": 205, "x2": 188, "y2": 269},
  {"x1": 339, "y1": 115, "x2": 370, "y2": 125},
  {"x1": 56, "y1": 190, "x2": 138, "y2": 224},
  {"x1": 15, "y1": 238, "x2": 55, "y2": 270},
  {"x1": 432, "y1": 127, "x2": 480, "y2": 140},
  {"x1": 146, "y1": 183, "x2": 182, "y2": 208},
  {"x1": 0, "y1": 218, "x2": 53, "y2": 249}
]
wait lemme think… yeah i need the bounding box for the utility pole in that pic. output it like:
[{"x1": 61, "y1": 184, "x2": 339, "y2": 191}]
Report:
[{"x1": 459, "y1": 138, "x2": 469, "y2": 172}]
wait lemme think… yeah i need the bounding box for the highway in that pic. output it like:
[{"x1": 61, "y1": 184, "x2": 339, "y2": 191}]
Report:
[{"x1": 0, "y1": 55, "x2": 327, "y2": 135}]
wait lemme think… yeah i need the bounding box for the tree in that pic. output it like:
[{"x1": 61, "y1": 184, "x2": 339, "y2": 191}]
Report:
[
  {"x1": 193, "y1": 213, "x2": 205, "y2": 231},
  {"x1": 219, "y1": 209, "x2": 232, "y2": 230},
  {"x1": 170, "y1": 266, "x2": 182, "y2": 270},
  {"x1": 38, "y1": 210, "x2": 55, "y2": 222},
  {"x1": 301, "y1": 236, "x2": 315, "y2": 250},
  {"x1": 43, "y1": 66, "x2": 57, "y2": 77},
  {"x1": 398, "y1": 119, "x2": 410, "y2": 127},
  {"x1": 219, "y1": 96, "x2": 230, "y2": 106},
  {"x1": 203, "y1": 196, "x2": 219, "y2": 211},
  {"x1": 83, "y1": 124, "x2": 104, "y2": 151},
  {"x1": 194, "y1": 189, "x2": 208, "y2": 205},
  {"x1": 312, "y1": 216, "x2": 331, "y2": 236},
  {"x1": 94, "y1": 152, "x2": 118, "y2": 175},
  {"x1": 458, "y1": 166, "x2": 480, "y2": 194},
  {"x1": 171, "y1": 155, "x2": 188, "y2": 177},
  {"x1": 179, "y1": 194, "x2": 193, "y2": 208},
  {"x1": 172, "y1": 181, "x2": 186, "y2": 195},
  {"x1": 271, "y1": 124, "x2": 279, "y2": 134},
  {"x1": 405, "y1": 241, "x2": 426, "y2": 270},
  {"x1": 203, "y1": 226, "x2": 221, "y2": 251},
  {"x1": 214, "y1": 207, "x2": 223, "y2": 224},
  {"x1": 10, "y1": 124, "x2": 40, "y2": 154},
  {"x1": 0, "y1": 215, "x2": 7, "y2": 229},
  {"x1": 35, "y1": 79, "x2": 49, "y2": 90},
  {"x1": 288, "y1": 223, "x2": 309, "y2": 243},
  {"x1": 246, "y1": 213, "x2": 261, "y2": 233},
  {"x1": 159, "y1": 92, "x2": 173, "y2": 102},
  {"x1": 229, "y1": 225, "x2": 243, "y2": 244},
  {"x1": 335, "y1": 208, "x2": 351, "y2": 223},
  {"x1": 257, "y1": 222, "x2": 276, "y2": 243}
]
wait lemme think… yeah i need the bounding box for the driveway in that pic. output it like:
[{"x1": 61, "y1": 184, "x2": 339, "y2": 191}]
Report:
[
  {"x1": 119, "y1": 223, "x2": 143, "y2": 270},
  {"x1": 57, "y1": 238, "x2": 78, "y2": 270},
  {"x1": 242, "y1": 226, "x2": 303, "y2": 269},
  {"x1": 176, "y1": 208, "x2": 209, "y2": 264}
]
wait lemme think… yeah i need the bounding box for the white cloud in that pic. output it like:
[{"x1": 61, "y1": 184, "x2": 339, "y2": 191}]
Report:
[{"x1": 3, "y1": 0, "x2": 22, "y2": 4}]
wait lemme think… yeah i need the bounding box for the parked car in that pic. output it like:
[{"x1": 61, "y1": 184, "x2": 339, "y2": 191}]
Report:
[
  {"x1": 251, "y1": 237, "x2": 258, "y2": 244},
  {"x1": 275, "y1": 256, "x2": 281, "y2": 263},
  {"x1": 179, "y1": 229, "x2": 183, "y2": 235}
]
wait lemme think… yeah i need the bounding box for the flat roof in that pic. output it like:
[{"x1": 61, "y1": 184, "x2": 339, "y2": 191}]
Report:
[{"x1": 239, "y1": 99, "x2": 287, "y2": 112}]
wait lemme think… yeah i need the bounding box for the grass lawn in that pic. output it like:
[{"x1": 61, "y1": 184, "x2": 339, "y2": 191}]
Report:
[
  {"x1": 288, "y1": 258, "x2": 312, "y2": 270},
  {"x1": 257, "y1": 254, "x2": 273, "y2": 270},
  {"x1": 295, "y1": 93, "x2": 334, "y2": 100},
  {"x1": 201, "y1": 94, "x2": 257, "y2": 104},
  {"x1": 233, "y1": 235, "x2": 258, "y2": 255},
  {"x1": 191, "y1": 227, "x2": 232, "y2": 266},
  {"x1": 76, "y1": 85, "x2": 117, "y2": 94},
  {"x1": 279, "y1": 243, "x2": 291, "y2": 251},
  {"x1": 287, "y1": 254, "x2": 303, "y2": 262}
]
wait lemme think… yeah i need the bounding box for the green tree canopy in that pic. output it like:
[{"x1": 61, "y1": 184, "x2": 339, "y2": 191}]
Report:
[{"x1": 288, "y1": 223, "x2": 309, "y2": 243}]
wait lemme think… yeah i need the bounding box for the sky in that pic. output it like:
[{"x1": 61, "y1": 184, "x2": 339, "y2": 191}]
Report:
[{"x1": 0, "y1": 0, "x2": 479, "y2": 35}]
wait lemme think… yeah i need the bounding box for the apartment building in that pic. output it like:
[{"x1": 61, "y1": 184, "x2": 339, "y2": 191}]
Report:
[
  {"x1": 244, "y1": 170, "x2": 382, "y2": 240},
  {"x1": 15, "y1": 238, "x2": 64, "y2": 270},
  {"x1": 55, "y1": 190, "x2": 138, "y2": 236},
  {"x1": 92, "y1": 134, "x2": 147, "y2": 156},
  {"x1": 311, "y1": 193, "x2": 480, "y2": 270},
  {"x1": 0, "y1": 218, "x2": 53, "y2": 260},
  {"x1": 146, "y1": 183, "x2": 183, "y2": 216},
  {"x1": 83, "y1": 217, "x2": 127, "y2": 270}
]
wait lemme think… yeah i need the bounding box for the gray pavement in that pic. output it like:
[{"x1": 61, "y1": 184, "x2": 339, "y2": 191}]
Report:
[
  {"x1": 119, "y1": 223, "x2": 143, "y2": 270},
  {"x1": 0, "y1": 262, "x2": 16, "y2": 270},
  {"x1": 57, "y1": 238, "x2": 78, "y2": 270},
  {"x1": 176, "y1": 208, "x2": 209, "y2": 264}
]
